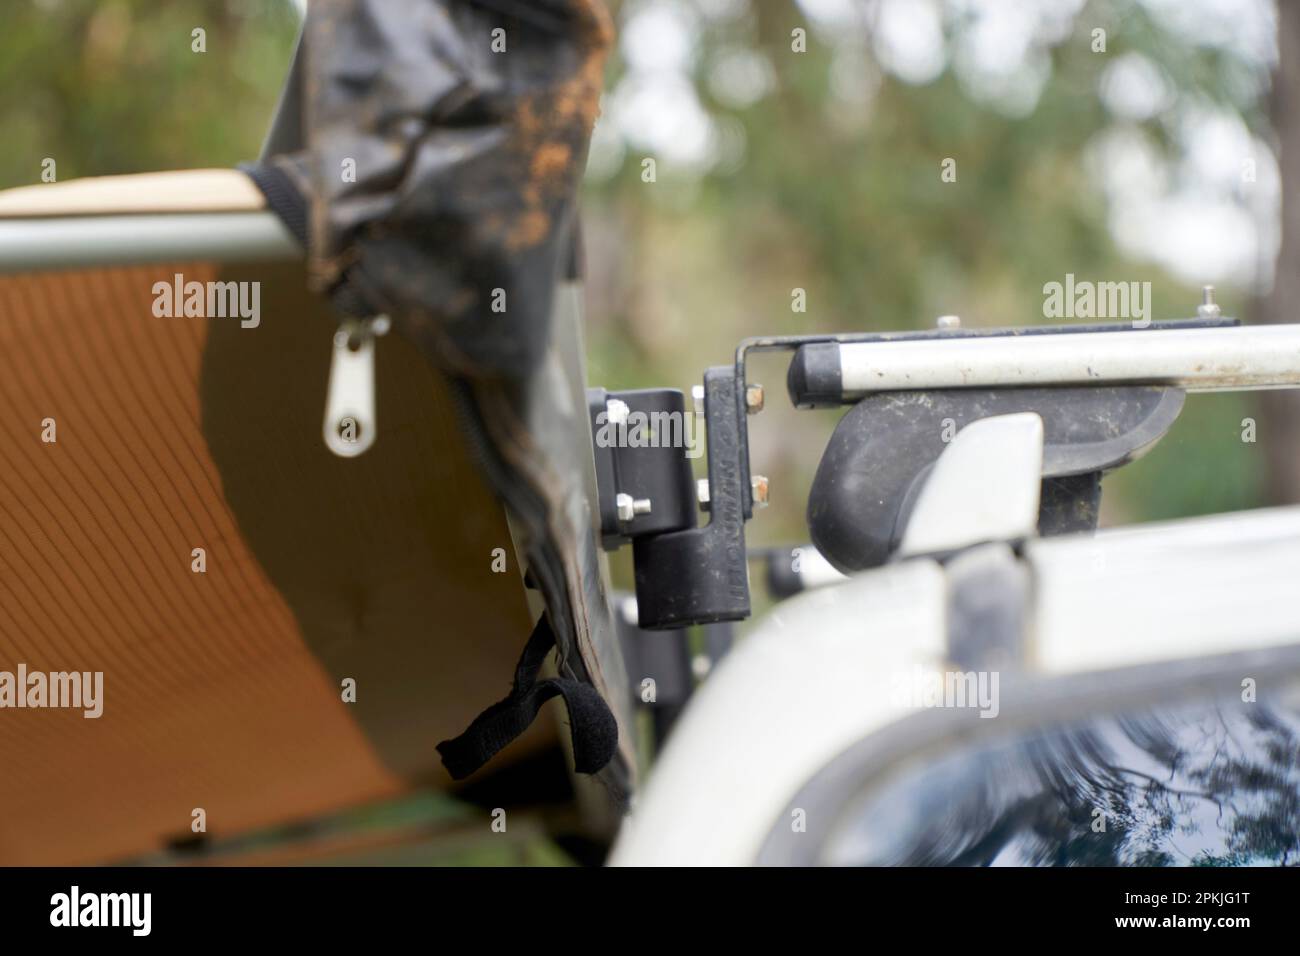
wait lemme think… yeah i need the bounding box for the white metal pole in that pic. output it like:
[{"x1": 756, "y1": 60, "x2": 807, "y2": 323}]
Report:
[{"x1": 835, "y1": 324, "x2": 1300, "y2": 396}]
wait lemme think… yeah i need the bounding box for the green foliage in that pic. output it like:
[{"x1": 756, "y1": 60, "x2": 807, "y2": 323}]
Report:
[
  {"x1": 0, "y1": 0, "x2": 299, "y2": 186},
  {"x1": 584, "y1": 0, "x2": 1272, "y2": 534}
]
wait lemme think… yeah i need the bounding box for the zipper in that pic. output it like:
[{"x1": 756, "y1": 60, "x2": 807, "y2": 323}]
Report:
[{"x1": 323, "y1": 315, "x2": 388, "y2": 458}]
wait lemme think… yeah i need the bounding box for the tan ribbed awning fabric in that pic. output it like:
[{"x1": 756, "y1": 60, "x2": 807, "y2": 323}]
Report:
[{"x1": 0, "y1": 258, "x2": 544, "y2": 865}]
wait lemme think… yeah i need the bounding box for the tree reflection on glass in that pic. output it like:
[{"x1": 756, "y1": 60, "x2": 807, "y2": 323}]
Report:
[{"x1": 827, "y1": 690, "x2": 1300, "y2": 866}]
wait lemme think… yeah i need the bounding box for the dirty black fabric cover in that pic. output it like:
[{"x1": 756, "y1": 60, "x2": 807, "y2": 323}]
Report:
[
  {"x1": 250, "y1": 0, "x2": 632, "y2": 795},
  {"x1": 264, "y1": 0, "x2": 611, "y2": 382}
]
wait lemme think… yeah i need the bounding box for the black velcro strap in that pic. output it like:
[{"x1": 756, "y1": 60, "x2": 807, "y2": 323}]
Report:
[{"x1": 436, "y1": 616, "x2": 618, "y2": 780}]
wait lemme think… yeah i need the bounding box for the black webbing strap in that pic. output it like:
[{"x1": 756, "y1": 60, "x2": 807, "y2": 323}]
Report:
[
  {"x1": 238, "y1": 161, "x2": 307, "y2": 245},
  {"x1": 436, "y1": 615, "x2": 618, "y2": 780}
]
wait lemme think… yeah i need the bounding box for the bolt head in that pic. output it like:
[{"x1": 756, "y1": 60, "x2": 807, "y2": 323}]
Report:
[
  {"x1": 745, "y1": 384, "x2": 765, "y2": 413},
  {"x1": 751, "y1": 475, "x2": 769, "y2": 507},
  {"x1": 616, "y1": 493, "x2": 651, "y2": 522},
  {"x1": 936, "y1": 314, "x2": 961, "y2": 330},
  {"x1": 606, "y1": 398, "x2": 630, "y2": 426},
  {"x1": 619, "y1": 597, "x2": 639, "y2": 627}
]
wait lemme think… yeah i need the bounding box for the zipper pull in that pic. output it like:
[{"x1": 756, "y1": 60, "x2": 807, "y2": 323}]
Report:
[{"x1": 323, "y1": 315, "x2": 388, "y2": 458}]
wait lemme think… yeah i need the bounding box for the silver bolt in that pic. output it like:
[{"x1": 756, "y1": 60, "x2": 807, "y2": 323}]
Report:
[
  {"x1": 619, "y1": 597, "x2": 639, "y2": 627},
  {"x1": 697, "y1": 478, "x2": 711, "y2": 510},
  {"x1": 616, "y1": 493, "x2": 651, "y2": 522},
  {"x1": 1197, "y1": 285, "x2": 1222, "y2": 319},
  {"x1": 936, "y1": 314, "x2": 961, "y2": 330},
  {"x1": 745, "y1": 384, "x2": 765, "y2": 414},
  {"x1": 606, "y1": 398, "x2": 630, "y2": 425},
  {"x1": 691, "y1": 384, "x2": 705, "y2": 413},
  {"x1": 751, "y1": 475, "x2": 770, "y2": 507}
]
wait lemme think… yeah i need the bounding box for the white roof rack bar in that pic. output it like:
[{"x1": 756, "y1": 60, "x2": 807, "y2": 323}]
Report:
[{"x1": 835, "y1": 323, "x2": 1300, "y2": 396}]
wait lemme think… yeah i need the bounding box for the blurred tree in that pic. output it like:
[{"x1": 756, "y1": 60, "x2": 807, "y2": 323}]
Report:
[
  {"x1": 583, "y1": 0, "x2": 1277, "y2": 541},
  {"x1": 0, "y1": 0, "x2": 299, "y2": 187}
]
